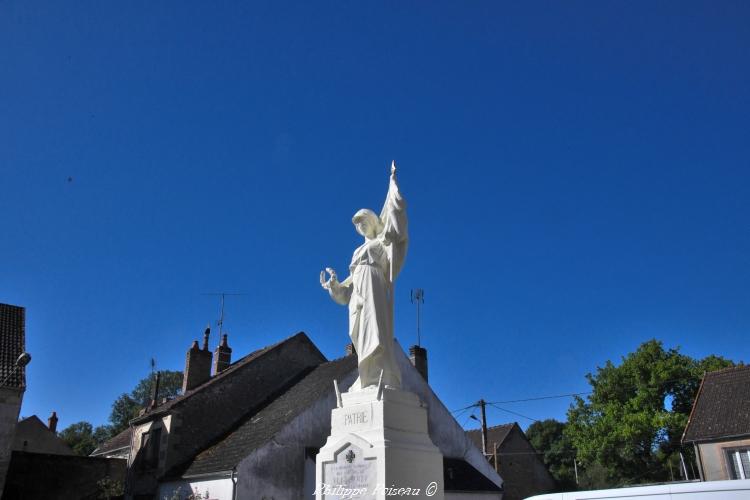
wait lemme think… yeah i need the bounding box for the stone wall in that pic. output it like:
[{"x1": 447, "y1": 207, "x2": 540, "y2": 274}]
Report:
[
  {"x1": 2, "y1": 451, "x2": 127, "y2": 500},
  {"x1": 0, "y1": 387, "x2": 23, "y2": 495}
]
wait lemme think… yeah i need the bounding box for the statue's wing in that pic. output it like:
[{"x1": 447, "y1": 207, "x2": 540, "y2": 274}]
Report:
[{"x1": 379, "y1": 174, "x2": 408, "y2": 282}]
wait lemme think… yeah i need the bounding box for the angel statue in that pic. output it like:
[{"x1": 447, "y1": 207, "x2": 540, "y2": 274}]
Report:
[{"x1": 320, "y1": 162, "x2": 408, "y2": 392}]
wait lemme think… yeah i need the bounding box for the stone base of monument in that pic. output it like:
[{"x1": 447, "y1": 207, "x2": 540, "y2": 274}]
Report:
[{"x1": 316, "y1": 386, "x2": 445, "y2": 500}]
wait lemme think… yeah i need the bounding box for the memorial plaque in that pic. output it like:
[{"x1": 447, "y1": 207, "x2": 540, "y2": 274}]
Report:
[{"x1": 321, "y1": 443, "x2": 376, "y2": 499}]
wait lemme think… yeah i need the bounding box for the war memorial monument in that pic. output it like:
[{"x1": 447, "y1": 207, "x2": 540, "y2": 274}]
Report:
[{"x1": 317, "y1": 163, "x2": 445, "y2": 499}]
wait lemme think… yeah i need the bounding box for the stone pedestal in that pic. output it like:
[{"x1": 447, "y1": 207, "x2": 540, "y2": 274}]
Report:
[{"x1": 316, "y1": 387, "x2": 445, "y2": 500}]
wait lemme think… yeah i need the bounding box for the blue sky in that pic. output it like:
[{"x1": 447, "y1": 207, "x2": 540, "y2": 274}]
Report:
[{"x1": 2, "y1": 1, "x2": 749, "y2": 432}]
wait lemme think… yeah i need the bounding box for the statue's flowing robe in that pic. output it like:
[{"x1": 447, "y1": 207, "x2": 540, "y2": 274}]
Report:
[{"x1": 333, "y1": 176, "x2": 408, "y2": 390}]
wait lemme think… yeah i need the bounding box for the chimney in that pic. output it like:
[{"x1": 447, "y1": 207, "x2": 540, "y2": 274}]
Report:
[
  {"x1": 409, "y1": 345, "x2": 428, "y2": 382},
  {"x1": 345, "y1": 343, "x2": 356, "y2": 356},
  {"x1": 149, "y1": 371, "x2": 161, "y2": 409},
  {"x1": 48, "y1": 411, "x2": 58, "y2": 433},
  {"x1": 182, "y1": 326, "x2": 213, "y2": 392},
  {"x1": 213, "y1": 334, "x2": 232, "y2": 374}
]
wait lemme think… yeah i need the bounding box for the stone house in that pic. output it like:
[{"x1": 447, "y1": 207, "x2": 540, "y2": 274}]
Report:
[
  {"x1": 100, "y1": 327, "x2": 503, "y2": 499},
  {"x1": 0, "y1": 303, "x2": 27, "y2": 494},
  {"x1": 682, "y1": 364, "x2": 750, "y2": 481},
  {"x1": 11, "y1": 413, "x2": 73, "y2": 455},
  {"x1": 466, "y1": 423, "x2": 555, "y2": 500}
]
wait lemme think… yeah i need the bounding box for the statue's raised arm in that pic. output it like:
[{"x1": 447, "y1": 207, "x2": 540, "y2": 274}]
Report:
[{"x1": 378, "y1": 161, "x2": 409, "y2": 282}]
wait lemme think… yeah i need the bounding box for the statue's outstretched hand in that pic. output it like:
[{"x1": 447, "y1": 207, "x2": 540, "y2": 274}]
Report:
[{"x1": 320, "y1": 268, "x2": 338, "y2": 290}]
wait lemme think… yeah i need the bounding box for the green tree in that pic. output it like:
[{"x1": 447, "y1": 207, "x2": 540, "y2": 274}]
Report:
[
  {"x1": 109, "y1": 370, "x2": 183, "y2": 434},
  {"x1": 526, "y1": 419, "x2": 577, "y2": 491},
  {"x1": 59, "y1": 421, "x2": 113, "y2": 456},
  {"x1": 565, "y1": 340, "x2": 735, "y2": 487}
]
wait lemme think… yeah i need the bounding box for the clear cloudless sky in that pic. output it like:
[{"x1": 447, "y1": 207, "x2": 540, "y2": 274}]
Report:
[{"x1": 1, "y1": 1, "x2": 749, "y2": 433}]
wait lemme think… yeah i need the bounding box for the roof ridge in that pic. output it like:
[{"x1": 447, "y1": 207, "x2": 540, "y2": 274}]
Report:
[
  {"x1": 705, "y1": 363, "x2": 749, "y2": 376},
  {"x1": 132, "y1": 332, "x2": 312, "y2": 422}
]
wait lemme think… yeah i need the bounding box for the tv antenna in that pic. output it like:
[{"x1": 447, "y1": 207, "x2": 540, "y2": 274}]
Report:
[
  {"x1": 410, "y1": 288, "x2": 424, "y2": 346},
  {"x1": 202, "y1": 292, "x2": 247, "y2": 338}
]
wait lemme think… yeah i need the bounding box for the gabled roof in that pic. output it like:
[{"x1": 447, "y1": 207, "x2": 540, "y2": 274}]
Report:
[
  {"x1": 131, "y1": 332, "x2": 325, "y2": 424},
  {"x1": 12, "y1": 415, "x2": 74, "y2": 455},
  {"x1": 91, "y1": 426, "x2": 132, "y2": 457},
  {"x1": 127, "y1": 331, "x2": 327, "y2": 484},
  {"x1": 178, "y1": 354, "x2": 358, "y2": 477},
  {"x1": 682, "y1": 365, "x2": 750, "y2": 443},
  {"x1": 0, "y1": 303, "x2": 26, "y2": 389},
  {"x1": 465, "y1": 422, "x2": 517, "y2": 451}
]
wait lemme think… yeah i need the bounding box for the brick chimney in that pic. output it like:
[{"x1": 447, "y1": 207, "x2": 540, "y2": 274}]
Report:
[
  {"x1": 213, "y1": 334, "x2": 232, "y2": 374},
  {"x1": 182, "y1": 326, "x2": 213, "y2": 392},
  {"x1": 409, "y1": 345, "x2": 428, "y2": 382},
  {"x1": 47, "y1": 411, "x2": 58, "y2": 433},
  {"x1": 345, "y1": 343, "x2": 356, "y2": 356}
]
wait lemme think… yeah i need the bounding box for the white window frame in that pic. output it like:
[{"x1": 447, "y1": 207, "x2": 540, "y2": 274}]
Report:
[{"x1": 726, "y1": 448, "x2": 750, "y2": 480}]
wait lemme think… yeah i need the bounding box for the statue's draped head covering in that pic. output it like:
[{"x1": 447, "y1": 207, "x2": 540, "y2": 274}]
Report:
[{"x1": 352, "y1": 209, "x2": 383, "y2": 238}]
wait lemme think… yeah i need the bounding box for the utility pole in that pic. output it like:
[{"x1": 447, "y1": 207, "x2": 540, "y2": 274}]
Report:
[
  {"x1": 574, "y1": 459, "x2": 579, "y2": 485},
  {"x1": 479, "y1": 399, "x2": 488, "y2": 456}
]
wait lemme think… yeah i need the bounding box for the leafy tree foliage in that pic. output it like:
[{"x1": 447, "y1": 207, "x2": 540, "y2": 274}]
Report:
[
  {"x1": 109, "y1": 370, "x2": 183, "y2": 434},
  {"x1": 526, "y1": 419, "x2": 577, "y2": 490},
  {"x1": 565, "y1": 340, "x2": 735, "y2": 487},
  {"x1": 59, "y1": 421, "x2": 112, "y2": 456}
]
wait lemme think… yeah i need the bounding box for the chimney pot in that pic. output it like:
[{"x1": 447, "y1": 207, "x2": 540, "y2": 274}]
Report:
[
  {"x1": 213, "y1": 333, "x2": 233, "y2": 375},
  {"x1": 48, "y1": 411, "x2": 58, "y2": 433},
  {"x1": 202, "y1": 325, "x2": 211, "y2": 351}
]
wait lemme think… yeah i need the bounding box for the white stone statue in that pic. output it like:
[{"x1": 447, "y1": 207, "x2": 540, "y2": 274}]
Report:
[{"x1": 320, "y1": 161, "x2": 408, "y2": 391}]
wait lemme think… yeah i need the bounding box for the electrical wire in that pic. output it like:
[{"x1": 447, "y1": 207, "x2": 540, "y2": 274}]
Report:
[{"x1": 487, "y1": 402, "x2": 539, "y2": 422}]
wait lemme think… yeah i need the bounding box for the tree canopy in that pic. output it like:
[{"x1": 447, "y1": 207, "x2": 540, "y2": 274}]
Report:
[
  {"x1": 565, "y1": 339, "x2": 735, "y2": 487},
  {"x1": 109, "y1": 370, "x2": 183, "y2": 435},
  {"x1": 526, "y1": 419, "x2": 577, "y2": 490},
  {"x1": 59, "y1": 370, "x2": 183, "y2": 455},
  {"x1": 59, "y1": 421, "x2": 112, "y2": 456}
]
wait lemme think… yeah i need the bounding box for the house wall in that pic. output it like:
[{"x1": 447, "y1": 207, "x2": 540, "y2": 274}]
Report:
[
  {"x1": 0, "y1": 387, "x2": 23, "y2": 495},
  {"x1": 128, "y1": 415, "x2": 172, "y2": 496},
  {"x1": 698, "y1": 437, "x2": 750, "y2": 481},
  {"x1": 235, "y1": 367, "x2": 359, "y2": 499},
  {"x1": 495, "y1": 427, "x2": 555, "y2": 500}
]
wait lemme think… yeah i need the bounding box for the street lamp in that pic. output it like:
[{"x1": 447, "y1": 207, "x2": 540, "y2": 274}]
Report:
[{"x1": 1, "y1": 352, "x2": 31, "y2": 386}]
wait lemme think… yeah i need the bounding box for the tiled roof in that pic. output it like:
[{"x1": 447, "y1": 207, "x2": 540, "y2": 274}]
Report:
[
  {"x1": 127, "y1": 332, "x2": 327, "y2": 484},
  {"x1": 444, "y1": 457, "x2": 502, "y2": 492},
  {"x1": 0, "y1": 303, "x2": 26, "y2": 389},
  {"x1": 132, "y1": 332, "x2": 321, "y2": 423},
  {"x1": 91, "y1": 427, "x2": 132, "y2": 456},
  {"x1": 179, "y1": 354, "x2": 358, "y2": 476},
  {"x1": 465, "y1": 422, "x2": 516, "y2": 451},
  {"x1": 682, "y1": 365, "x2": 750, "y2": 443}
]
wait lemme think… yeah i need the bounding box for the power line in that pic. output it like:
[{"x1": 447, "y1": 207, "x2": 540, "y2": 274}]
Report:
[
  {"x1": 487, "y1": 402, "x2": 539, "y2": 423},
  {"x1": 488, "y1": 391, "x2": 592, "y2": 405}
]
